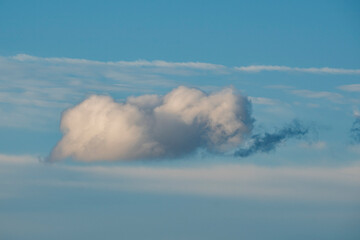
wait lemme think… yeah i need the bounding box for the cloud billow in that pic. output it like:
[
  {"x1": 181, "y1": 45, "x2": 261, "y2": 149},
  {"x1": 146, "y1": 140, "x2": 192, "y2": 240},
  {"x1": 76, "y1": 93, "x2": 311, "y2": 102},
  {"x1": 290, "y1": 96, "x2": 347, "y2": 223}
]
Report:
[
  {"x1": 235, "y1": 120, "x2": 309, "y2": 158},
  {"x1": 48, "y1": 86, "x2": 254, "y2": 162}
]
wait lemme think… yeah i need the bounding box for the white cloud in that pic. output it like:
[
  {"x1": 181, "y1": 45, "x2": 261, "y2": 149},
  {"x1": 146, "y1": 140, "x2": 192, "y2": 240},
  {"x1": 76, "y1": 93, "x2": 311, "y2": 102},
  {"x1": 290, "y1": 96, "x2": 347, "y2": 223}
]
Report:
[
  {"x1": 12, "y1": 54, "x2": 227, "y2": 71},
  {"x1": 291, "y1": 89, "x2": 343, "y2": 102},
  {"x1": 235, "y1": 65, "x2": 360, "y2": 74},
  {"x1": 306, "y1": 103, "x2": 320, "y2": 108},
  {"x1": 49, "y1": 86, "x2": 253, "y2": 161},
  {"x1": 266, "y1": 84, "x2": 294, "y2": 89},
  {"x1": 0, "y1": 154, "x2": 38, "y2": 165},
  {"x1": 11, "y1": 54, "x2": 360, "y2": 75},
  {"x1": 338, "y1": 84, "x2": 360, "y2": 92},
  {"x1": 348, "y1": 144, "x2": 360, "y2": 154},
  {"x1": 354, "y1": 110, "x2": 360, "y2": 117},
  {"x1": 248, "y1": 96, "x2": 279, "y2": 105},
  {"x1": 299, "y1": 141, "x2": 327, "y2": 150}
]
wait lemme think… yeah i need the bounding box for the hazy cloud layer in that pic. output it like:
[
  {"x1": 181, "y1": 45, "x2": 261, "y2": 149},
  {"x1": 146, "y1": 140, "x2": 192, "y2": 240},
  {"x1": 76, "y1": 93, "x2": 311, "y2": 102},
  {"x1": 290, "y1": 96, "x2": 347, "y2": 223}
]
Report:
[
  {"x1": 49, "y1": 86, "x2": 253, "y2": 161},
  {"x1": 0, "y1": 54, "x2": 229, "y2": 129},
  {"x1": 1, "y1": 153, "x2": 359, "y2": 202},
  {"x1": 1, "y1": 54, "x2": 356, "y2": 130},
  {"x1": 235, "y1": 120, "x2": 309, "y2": 157},
  {"x1": 70, "y1": 164, "x2": 360, "y2": 201}
]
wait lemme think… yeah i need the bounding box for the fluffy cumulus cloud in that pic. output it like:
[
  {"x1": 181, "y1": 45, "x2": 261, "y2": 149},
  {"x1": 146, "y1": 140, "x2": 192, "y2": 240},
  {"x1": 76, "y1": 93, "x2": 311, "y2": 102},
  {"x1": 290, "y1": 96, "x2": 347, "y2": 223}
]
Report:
[{"x1": 48, "y1": 86, "x2": 253, "y2": 161}]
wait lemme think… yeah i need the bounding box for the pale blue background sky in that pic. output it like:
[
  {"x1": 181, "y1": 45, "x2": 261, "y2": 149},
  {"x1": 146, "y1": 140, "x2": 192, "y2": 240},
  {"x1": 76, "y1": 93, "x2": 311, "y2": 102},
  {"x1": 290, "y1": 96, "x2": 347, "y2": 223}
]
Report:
[
  {"x1": 1, "y1": 0, "x2": 360, "y2": 66},
  {"x1": 0, "y1": 1, "x2": 360, "y2": 239}
]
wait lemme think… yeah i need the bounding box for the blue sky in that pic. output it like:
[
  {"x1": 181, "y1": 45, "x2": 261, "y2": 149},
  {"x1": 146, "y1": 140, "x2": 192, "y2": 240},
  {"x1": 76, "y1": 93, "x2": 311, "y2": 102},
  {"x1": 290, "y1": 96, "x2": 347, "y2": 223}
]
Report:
[{"x1": 0, "y1": 1, "x2": 360, "y2": 239}]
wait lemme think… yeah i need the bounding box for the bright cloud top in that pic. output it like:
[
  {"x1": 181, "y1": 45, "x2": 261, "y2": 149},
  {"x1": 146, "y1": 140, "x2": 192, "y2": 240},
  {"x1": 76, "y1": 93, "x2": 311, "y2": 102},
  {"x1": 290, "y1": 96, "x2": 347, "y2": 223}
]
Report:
[{"x1": 49, "y1": 86, "x2": 253, "y2": 161}]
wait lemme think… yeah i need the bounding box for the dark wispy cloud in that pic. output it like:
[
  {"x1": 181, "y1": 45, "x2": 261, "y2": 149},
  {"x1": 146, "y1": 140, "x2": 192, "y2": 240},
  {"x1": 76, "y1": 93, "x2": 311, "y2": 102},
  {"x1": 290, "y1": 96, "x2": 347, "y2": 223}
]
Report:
[
  {"x1": 350, "y1": 115, "x2": 360, "y2": 143},
  {"x1": 235, "y1": 120, "x2": 309, "y2": 158}
]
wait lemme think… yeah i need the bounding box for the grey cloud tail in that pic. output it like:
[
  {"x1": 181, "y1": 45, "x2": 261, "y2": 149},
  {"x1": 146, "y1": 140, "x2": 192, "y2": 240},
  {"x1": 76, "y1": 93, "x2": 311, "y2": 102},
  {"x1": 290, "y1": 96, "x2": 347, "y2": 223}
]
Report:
[
  {"x1": 235, "y1": 120, "x2": 309, "y2": 158},
  {"x1": 350, "y1": 116, "x2": 360, "y2": 143}
]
